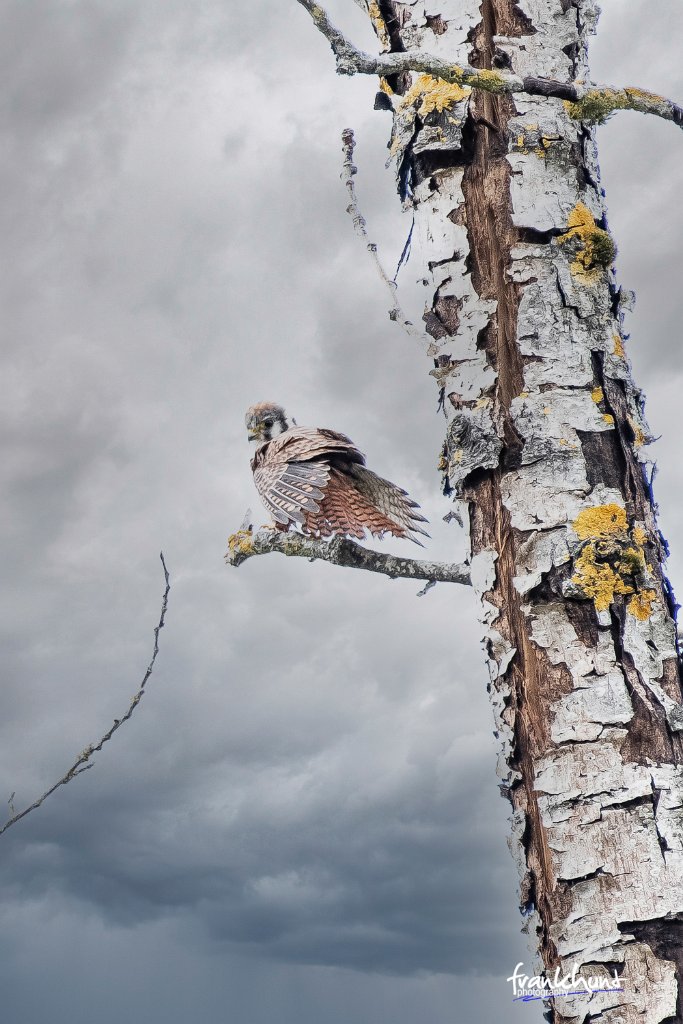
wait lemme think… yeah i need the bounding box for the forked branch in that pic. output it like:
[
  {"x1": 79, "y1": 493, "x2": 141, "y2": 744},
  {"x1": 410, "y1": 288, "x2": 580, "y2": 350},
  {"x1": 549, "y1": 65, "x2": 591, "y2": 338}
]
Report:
[
  {"x1": 226, "y1": 527, "x2": 471, "y2": 587},
  {"x1": 296, "y1": 0, "x2": 683, "y2": 130},
  {"x1": 0, "y1": 553, "x2": 171, "y2": 837}
]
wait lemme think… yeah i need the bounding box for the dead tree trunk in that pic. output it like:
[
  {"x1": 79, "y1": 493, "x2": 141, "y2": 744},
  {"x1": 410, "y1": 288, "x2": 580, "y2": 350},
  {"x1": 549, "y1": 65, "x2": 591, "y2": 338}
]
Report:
[{"x1": 295, "y1": 0, "x2": 683, "y2": 1018}]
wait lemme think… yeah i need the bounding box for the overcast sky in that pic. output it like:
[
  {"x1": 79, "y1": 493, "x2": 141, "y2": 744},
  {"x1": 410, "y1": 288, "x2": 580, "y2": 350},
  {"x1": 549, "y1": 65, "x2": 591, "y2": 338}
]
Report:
[{"x1": 1, "y1": 3, "x2": 682, "y2": 1022}]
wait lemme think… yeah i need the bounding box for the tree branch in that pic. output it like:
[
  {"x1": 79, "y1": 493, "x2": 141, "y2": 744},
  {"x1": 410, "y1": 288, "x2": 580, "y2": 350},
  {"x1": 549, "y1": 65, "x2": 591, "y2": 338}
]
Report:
[
  {"x1": 225, "y1": 527, "x2": 471, "y2": 587},
  {"x1": 0, "y1": 552, "x2": 171, "y2": 837},
  {"x1": 341, "y1": 128, "x2": 430, "y2": 350},
  {"x1": 296, "y1": 0, "x2": 683, "y2": 129}
]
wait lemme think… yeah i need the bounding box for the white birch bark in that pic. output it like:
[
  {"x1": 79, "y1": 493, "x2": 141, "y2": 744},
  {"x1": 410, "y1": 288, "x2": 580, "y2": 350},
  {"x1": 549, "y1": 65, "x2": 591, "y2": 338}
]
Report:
[{"x1": 367, "y1": 0, "x2": 683, "y2": 1018}]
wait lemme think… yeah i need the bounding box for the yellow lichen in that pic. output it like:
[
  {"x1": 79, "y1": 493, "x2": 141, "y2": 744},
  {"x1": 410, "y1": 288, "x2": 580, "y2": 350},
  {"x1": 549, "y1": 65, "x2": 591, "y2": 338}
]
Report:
[
  {"x1": 227, "y1": 530, "x2": 254, "y2": 556},
  {"x1": 627, "y1": 589, "x2": 657, "y2": 621},
  {"x1": 633, "y1": 525, "x2": 648, "y2": 546},
  {"x1": 515, "y1": 125, "x2": 555, "y2": 159},
  {"x1": 401, "y1": 73, "x2": 470, "y2": 116},
  {"x1": 591, "y1": 386, "x2": 604, "y2": 404},
  {"x1": 474, "y1": 69, "x2": 507, "y2": 91},
  {"x1": 564, "y1": 89, "x2": 623, "y2": 125},
  {"x1": 557, "y1": 202, "x2": 617, "y2": 280},
  {"x1": 367, "y1": 1, "x2": 390, "y2": 47},
  {"x1": 625, "y1": 86, "x2": 664, "y2": 106},
  {"x1": 573, "y1": 504, "x2": 628, "y2": 540},
  {"x1": 630, "y1": 419, "x2": 646, "y2": 448},
  {"x1": 532, "y1": 136, "x2": 555, "y2": 159},
  {"x1": 612, "y1": 333, "x2": 626, "y2": 358},
  {"x1": 570, "y1": 505, "x2": 656, "y2": 615},
  {"x1": 572, "y1": 544, "x2": 633, "y2": 612},
  {"x1": 379, "y1": 77, "x2": 393, "y2": 96},
  {"x1": 603, "y1": 413, "x2": 614, "y2": 425},
  {"x1": 566, "y1": 86, "x2": 665, "y2": 123}
]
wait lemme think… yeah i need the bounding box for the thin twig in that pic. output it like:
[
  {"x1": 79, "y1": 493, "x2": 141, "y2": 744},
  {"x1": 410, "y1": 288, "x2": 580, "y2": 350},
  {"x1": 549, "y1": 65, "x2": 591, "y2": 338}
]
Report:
[
  {"x1": 0, "y1": 552, "x2": 171, "y2": 837},
  {"x1": 341, "y1": 128, "x2": 430, "y2": 350},
  {"x1": 296, "y1": 0, "x2": 683, "y2": 130},
  {"x1": 225, "y1": 526, "x2": 471, "y2": 587}
]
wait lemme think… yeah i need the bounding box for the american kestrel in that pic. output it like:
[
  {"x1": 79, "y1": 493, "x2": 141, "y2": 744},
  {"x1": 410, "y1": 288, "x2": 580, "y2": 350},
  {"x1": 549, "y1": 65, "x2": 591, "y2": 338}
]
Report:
[{"x1": 245, "y1": 402, "x2": 428, "y2": 544}]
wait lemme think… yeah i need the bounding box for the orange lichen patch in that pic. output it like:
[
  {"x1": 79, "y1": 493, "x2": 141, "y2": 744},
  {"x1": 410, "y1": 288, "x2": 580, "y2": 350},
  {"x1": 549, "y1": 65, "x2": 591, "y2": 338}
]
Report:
[
  {"x1": 573, "y1": 504, "x2": 627, "y2": 540},
  {"x1": 379, "y1": 77, "x2": 393, "y2": 95},
  {"x1": 612, "y1": 333, "x2": 626, "y2": 358},
  {"x1": 557, "y1": 202, "x2": 616, "y2": 280},
  {"x1": 627, "y1": 589, "x2": 657, "y2": 621},
  {"x1": 401, "y1": 73, "x2": 470, "y2": 116},
  {"x1": 603, "y1": 413, "x2": 615, "y2": 425},
  {"x1": 591, "y1": 386, "x2": 604, "y2": 404}
]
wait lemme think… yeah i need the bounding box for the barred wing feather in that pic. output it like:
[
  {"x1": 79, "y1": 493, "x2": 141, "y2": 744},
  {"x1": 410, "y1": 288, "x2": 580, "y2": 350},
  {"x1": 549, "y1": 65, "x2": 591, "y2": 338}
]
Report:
[{"x1": 253, "y1": 460, "x2": 330, "y2": 526}]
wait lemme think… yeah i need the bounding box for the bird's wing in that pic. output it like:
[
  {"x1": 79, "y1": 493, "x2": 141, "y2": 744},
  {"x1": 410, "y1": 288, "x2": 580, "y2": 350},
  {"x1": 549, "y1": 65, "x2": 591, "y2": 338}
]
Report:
[
  {"x1": 253, "y1": 459, "x2": 330, "y2": 526},
  {"x1": 266, "y1": 426, "x2": 365, "y2": 465}
]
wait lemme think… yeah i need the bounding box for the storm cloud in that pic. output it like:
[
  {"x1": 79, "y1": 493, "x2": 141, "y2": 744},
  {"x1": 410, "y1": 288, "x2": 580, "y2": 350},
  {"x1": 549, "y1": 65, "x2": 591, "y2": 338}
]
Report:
[{"x1": 1, "y1": 2, "x2": 682, "y2": 1022}]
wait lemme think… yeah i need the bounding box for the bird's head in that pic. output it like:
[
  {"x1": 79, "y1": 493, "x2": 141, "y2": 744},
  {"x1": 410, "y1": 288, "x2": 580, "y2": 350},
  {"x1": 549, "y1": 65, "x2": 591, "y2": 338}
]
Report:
[{"x1": 245, "y1": 402, "x2": 290, "y2": 444}]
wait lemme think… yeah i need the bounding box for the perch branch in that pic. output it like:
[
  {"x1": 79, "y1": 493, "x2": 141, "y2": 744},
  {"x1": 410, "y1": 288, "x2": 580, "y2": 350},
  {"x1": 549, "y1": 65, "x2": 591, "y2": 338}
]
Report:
[
  {"x1": 225, "y1": 527, "x2": 471, "y2": 587},
  {"x1": 296, "y1": 0, "x2": 683, "y2": 130},
  {"x1": 0, "y1": 552, "x2": 171, "y2": 837},
  {"x1": 341, "y1": 128, "x2": 429, "y2": 349}
]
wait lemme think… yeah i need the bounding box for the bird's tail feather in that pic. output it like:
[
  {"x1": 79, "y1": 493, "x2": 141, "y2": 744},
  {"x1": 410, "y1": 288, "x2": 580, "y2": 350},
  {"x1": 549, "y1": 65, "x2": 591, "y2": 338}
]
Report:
[{"x1": 348, "y1": 465, "x2": 429, "y2": 545}]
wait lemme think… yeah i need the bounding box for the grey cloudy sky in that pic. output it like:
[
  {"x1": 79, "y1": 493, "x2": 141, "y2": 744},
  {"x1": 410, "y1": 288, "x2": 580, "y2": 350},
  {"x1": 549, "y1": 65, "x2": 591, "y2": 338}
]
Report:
[{"x1": 1, "y1": 3, "x2": 682, "y2": 1022}]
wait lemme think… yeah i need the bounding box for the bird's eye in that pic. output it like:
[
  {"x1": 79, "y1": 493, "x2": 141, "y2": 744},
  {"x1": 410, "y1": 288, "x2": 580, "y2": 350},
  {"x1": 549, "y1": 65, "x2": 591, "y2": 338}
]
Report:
[{"x1": 264, "y1": 418, "x2": 273, "y2": 428}]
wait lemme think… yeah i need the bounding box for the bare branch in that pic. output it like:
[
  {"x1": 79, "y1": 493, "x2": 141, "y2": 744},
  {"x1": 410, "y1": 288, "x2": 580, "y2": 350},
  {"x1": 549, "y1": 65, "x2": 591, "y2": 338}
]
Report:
[
  {"x1": 341, "y1": 128, "x2": 430, "y2": 350},
  {"x1": 225, "y1": 527, "x2": 471, "y2": 587},
  {"x1": 0, "y1": 552, "x2": 171, "y2": 837},
  {"x1": 296, "y1": 0, "x2": 683, "y2": 130}
]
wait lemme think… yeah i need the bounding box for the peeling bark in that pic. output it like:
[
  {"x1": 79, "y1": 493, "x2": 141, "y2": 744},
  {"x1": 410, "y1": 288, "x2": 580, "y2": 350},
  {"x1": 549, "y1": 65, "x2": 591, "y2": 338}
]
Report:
[
  {"x1": 371, "y1": 2, "x2": 683, "y2": 1019},
  {"x1": 318, "y1": 0, "x2": 683, "y2": 1019}
]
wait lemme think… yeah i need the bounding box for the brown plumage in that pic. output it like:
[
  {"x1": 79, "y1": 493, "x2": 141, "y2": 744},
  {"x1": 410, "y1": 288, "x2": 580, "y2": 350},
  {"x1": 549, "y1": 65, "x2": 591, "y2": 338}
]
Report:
[{"x1": 245, "y1": 402, "x2": 429, "y2": 545}]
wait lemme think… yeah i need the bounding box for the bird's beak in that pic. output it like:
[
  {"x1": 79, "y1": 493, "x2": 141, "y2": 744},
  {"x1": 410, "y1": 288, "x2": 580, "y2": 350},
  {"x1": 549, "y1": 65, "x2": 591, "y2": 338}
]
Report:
[{"x1": 247, "y1": 429, "x2": 261, "y2": 442}]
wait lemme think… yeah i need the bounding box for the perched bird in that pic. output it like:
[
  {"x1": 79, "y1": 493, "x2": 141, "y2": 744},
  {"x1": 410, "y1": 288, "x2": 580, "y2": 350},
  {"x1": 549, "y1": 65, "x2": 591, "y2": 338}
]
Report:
[{"x1": 245, "y1": 402, "x2": 429, "y2": 545}]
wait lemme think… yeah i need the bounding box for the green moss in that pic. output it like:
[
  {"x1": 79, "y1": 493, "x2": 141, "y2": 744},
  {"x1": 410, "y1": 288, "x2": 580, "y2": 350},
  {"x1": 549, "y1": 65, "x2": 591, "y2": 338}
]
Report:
[
  {"x1": 585, "y1": 227, "x2": 617, "y2": 269},
  {"x1": 557, "y1": 203, "x2": 617, "y2": 279},
  {"x1": 564, "y1": 90, "x2": 625, "y2": 125}
]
